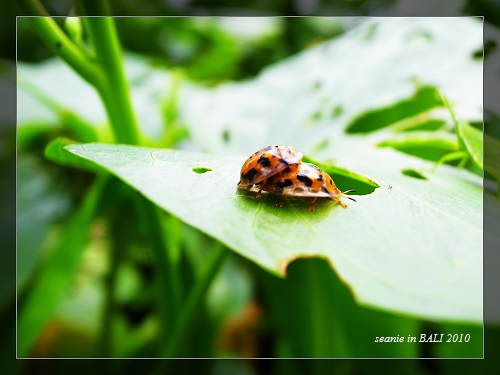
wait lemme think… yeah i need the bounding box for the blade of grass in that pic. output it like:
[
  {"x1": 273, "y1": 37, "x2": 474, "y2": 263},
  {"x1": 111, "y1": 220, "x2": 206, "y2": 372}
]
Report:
[{"x1": 17, "y1": 173, "x2": 111, "y2": 358}]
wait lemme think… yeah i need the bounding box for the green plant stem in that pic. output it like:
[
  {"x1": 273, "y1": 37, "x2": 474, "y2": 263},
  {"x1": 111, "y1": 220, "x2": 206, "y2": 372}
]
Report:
[
  {"x1": 81, "y1": 17, "x2": 141, "y2": 144},
  {"x1": 95, "y1": 200, "x2": 130, "y2": 357},
  {"x1": 95, "y1": 234, "x2": 119, "y2": 358},
  {"x1": 19, "y1": 4, "x2": 100, "y2": 86},
  {"x1": 163, "y1": 215, "x2": 182, "y2": 318},
  {"x1": 134, "y1": 196, "x2": 180, "y2": 353},
  {"x1": 162, "y1": 242, "x2": 228, "y2": 358},
  {"x1": 76, "y1": 0, "x2": 140, "y2": 145},
  {"x1": 22, "y1": 0, "x2": 141, "y2": 145}
]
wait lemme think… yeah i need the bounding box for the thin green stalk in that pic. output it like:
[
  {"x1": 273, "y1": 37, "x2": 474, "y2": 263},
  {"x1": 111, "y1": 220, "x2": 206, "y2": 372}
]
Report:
[
  {"x1": 19, "y1": 13, "x2": 100, "y2": 86},
  {"x1": 95, "y1": 233, "x2": 119, "y2": 358},
  {"x1": 77, "y1": 2, "x2": 140, "y2": 145},
  {"x1": 82, "y1": 17, "x2": 141, "y2": 144},
  {"x1": 163, "y1": 215, "x2": 182, "y2": 318},
  {"x1": 134, "y1": 196, "x2": 180, "y2": 353},
  {"x1": 22, "y1": 0, "x2": 141, "y2": 145},
  {"x1": 95, "y1": 201, "x2": 130, "y2": 357},
  {"x1": 162, "y1": 242, "x2": 228, "y2": 358}
]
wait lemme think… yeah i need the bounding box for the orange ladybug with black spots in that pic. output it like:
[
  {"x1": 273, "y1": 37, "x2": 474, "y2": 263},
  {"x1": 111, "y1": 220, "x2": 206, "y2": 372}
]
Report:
[
  {"x1": 258, "y1": 162, "x2": 356, "y2": 211},
  {"x1": 237, "y1": 145, "x2": 303, "y2": 197}
]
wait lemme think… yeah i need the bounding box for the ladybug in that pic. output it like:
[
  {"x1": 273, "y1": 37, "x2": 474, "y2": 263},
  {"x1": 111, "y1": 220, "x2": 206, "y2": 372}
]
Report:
[
  {"x1": 259, "y1": 162, "x2": 356, "y2": 211},
  {"x1": 237, "y1": 145, "x2": 303, "y2": 197}
]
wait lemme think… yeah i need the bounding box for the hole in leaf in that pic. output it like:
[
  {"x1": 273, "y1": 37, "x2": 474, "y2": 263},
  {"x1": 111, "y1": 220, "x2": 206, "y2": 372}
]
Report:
[
  {"x1": 378, "y1": 136, "x2": 457, "y2": 162},
  {"x1": 192, "y1": 166, "x2": 212, "y2": 174},
  {"x1": 402, "y1": 169, "x2": 427, "y2": 180},
  {"x1": 346, "y1": 85, "x2": 443, "y2": 134},
  {"x1": 302, "y1": 156, "x2": 379, "y2": 196},
  {"x1": 395, "y1": 119, "x2": 446, "y2": 132}
]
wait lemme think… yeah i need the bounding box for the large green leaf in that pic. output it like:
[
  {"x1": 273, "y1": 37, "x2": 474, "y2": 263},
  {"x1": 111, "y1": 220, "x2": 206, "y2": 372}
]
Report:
[
  {"x1": 64, "y1": 142, "x2": 487, "y2": 323},
  {"x1": 177, "y1": 18, "x2": 482, "y2": 157},
  {"x1": 24, "y1": 17, "x2": 487, "y2": 326}
]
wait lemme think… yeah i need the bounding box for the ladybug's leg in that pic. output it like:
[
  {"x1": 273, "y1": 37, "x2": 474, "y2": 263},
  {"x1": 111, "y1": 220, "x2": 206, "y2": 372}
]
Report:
[
  {"x1": 256, "y1": 179, "x2": 265, "y2": 199},
  {"x1": 308, "y1": 197, "x2": 318, "y2": 211},
  {"x1": 333, "y1": 197, "x2": 347, "y2": 208}
]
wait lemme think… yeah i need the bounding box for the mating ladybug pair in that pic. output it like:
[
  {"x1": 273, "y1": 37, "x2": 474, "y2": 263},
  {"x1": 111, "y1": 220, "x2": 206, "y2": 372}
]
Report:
[{"x1": 237, "y1": 145, "x2": 356, "y2": 211}]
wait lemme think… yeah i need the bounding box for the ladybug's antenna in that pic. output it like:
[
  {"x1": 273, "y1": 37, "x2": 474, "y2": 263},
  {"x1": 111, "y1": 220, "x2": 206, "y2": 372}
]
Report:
[{"x1": 342, "y1": 189, "x2": 357, "y2": 202}]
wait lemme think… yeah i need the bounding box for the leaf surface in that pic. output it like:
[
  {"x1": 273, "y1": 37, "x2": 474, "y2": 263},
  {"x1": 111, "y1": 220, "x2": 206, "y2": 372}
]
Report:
[{"x1": 65, "y1": 142, "x2": 486, "y2": 323}]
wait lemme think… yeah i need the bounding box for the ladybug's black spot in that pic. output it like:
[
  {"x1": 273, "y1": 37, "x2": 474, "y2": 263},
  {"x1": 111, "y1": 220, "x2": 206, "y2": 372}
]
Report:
[
  {"x1": 276, "y1": 179, "x2": 293, "y2": 194},
  {"x1": 279, "y1": 179, "x2": 293, "y2": 188},
  {"x1": 258, "y1": 155, "x2": 271, "y2": 167},
  {"x1": 283, "y1": 167, "x2": 291, "y2": 173},
  {"x1": 329, "y1": 179, "x2": 333, "y2": 185},
  {"x1": 297, "y1": 174, "x2": 313, "y2": 187},
  {"x1": 278, "y1": 159, "x2": 289, "y2": 167},
  {"x1": 317, "y1": 174, "x2": 323, "y2": 181},
  {"x1": 242, "y1": 168, "x2": 258, "y2": 183}
]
